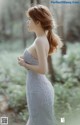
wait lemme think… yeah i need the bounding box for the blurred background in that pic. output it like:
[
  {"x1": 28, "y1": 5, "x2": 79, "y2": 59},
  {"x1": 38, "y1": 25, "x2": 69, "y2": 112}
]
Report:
[{"x1": 0, "y1": 0, "x2": 80, "y2": 125}]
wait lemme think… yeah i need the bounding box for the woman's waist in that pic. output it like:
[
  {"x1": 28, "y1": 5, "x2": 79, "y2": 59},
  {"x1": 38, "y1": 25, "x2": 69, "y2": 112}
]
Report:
[
  {"x1": 26, "y1": 84, "x2": 54, "y2": 94},
  {"x1": 27, "y1": 70, "x2": 46, "y2": 77},
  {"x1": 26, "y1": 79, "x2": 54, "y2": 93}
]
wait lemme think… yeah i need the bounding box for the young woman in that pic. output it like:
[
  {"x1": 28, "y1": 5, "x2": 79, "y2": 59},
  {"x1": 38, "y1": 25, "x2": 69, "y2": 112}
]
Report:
[{"x1": 17, "y1": 4, "x2": 63, "y2": 125}]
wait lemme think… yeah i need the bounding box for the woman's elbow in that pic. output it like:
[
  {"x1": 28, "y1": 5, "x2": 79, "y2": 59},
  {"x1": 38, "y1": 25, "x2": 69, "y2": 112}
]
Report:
[{"x1": 39, "y1": 67, "x2": 48, "y2": 74}]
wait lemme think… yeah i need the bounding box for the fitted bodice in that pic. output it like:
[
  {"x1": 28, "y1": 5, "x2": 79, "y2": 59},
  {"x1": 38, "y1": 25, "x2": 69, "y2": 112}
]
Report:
[
  {"x1": 23, "y1": 48, "x2": 39, "y2": 65},
  {"x1": 23, "y1": 47, "x2": 52, "y2": 86},
  {"x1": 23, "y1": 48, "x2": 48, "y2": 79}
]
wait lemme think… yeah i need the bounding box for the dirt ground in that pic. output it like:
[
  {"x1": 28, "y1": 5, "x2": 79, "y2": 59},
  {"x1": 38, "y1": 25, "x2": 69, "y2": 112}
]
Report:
[{"x1": 0, "y1": 110, "x2": 26, "y2": 125}]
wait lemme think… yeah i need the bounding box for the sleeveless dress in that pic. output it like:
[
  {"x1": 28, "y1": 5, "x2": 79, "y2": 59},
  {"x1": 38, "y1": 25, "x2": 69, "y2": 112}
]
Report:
[{"x1": 23, "y1": 48, "x2": 56, "y2": 125}]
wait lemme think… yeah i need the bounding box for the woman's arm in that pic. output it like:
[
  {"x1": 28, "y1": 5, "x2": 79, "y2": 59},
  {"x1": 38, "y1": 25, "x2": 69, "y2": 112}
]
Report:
[{"x1": 24, "y1": 63, "x2": 44, "y2": 74}]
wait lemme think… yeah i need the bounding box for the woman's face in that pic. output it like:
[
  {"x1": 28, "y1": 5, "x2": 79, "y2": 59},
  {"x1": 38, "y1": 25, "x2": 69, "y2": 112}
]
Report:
[{"x1": 26, "y1": 14, "x2": 38, "y2": 32}]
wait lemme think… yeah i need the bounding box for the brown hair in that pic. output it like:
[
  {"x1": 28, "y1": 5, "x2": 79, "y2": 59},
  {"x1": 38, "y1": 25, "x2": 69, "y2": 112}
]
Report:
[{"x1": 26, "y1": 4, "x2": 63, "y2": 55}]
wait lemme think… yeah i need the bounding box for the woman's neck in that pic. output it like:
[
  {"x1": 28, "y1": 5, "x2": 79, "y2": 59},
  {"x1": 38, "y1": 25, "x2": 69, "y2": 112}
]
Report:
[{"x1": 35, "y1": 29, "x2": 46, "y2": 38}]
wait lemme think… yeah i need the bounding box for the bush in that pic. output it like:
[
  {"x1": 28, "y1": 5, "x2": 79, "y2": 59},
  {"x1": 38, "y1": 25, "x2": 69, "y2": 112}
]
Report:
[
  {"x1": 52, "y1": 42, "x2": 80, "y2": 87},
  {"x1": 6, "y1": 83, "x2": 27, "y2": 113}
]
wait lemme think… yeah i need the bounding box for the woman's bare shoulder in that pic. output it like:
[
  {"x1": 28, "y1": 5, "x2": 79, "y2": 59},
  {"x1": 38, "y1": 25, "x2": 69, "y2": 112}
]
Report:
[
  {"x1": 34, "y1": 37, "x2": 49, "y2": 55},
  {"x1": 35, "y1": 37, "x2": 48, "y2": 46}
]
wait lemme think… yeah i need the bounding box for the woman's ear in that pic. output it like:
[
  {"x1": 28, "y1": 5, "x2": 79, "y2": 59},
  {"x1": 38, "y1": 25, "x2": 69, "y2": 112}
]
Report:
[{"x1": 36, "y1": 20, "x2": 40, "y2": 25}]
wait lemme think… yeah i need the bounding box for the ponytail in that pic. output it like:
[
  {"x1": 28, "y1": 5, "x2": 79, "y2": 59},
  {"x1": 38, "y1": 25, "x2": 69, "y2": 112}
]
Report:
[
  {"x1": 27, "y1": 4, "x2": 64, "y2": 53},
  {"x1": 47, "y1": 29, "x2": 64, "y2": 55}
]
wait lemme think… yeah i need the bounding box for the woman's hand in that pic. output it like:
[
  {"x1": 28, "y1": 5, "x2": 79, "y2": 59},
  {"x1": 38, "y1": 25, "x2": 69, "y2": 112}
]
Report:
[
  {"x1": 19, "y1": 55, "x2": 24, "y2": 59},
  {"x1": 17, "y1": 56, "x2": 26, "y2": 67}
]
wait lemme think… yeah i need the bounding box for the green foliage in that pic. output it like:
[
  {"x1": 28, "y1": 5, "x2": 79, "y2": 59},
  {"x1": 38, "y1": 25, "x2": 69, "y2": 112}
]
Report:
[
  {"x1": 54, "y1": 84, "x2": 80, "y2": 123},
  {"x1": 54, "y1": 84, "x2": 71, "y2": 115},
  {"x1": 6, "y1": 83, "x2": 26, "y2": 112},
  {"x1": 18, "y1": 109, "x2": 29, "y2": 121},
  {"x1": 52, "y1": 43, "x2": 80, "y2": 88},
  {"x1": 0, "y1": 50, "x2": 26, "y2": 85}
]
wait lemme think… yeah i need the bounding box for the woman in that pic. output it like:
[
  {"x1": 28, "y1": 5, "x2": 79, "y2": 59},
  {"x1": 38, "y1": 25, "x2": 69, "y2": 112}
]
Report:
[{"x1": 17, "y1": 4, "x2": 63, "y2": 125}]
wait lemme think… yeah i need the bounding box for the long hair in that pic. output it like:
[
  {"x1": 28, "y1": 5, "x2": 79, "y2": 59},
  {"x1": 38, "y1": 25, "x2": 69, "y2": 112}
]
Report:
[{"x1": 26, "y1": 4, "x2": 64, "y2": 55}]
